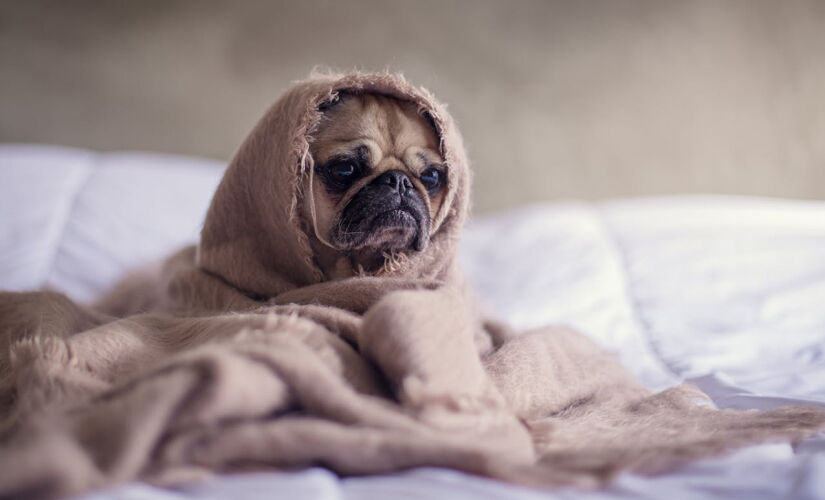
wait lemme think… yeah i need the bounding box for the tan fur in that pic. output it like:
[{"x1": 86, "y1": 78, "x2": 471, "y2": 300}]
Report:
[
  {"x1": 0, "y1": 72, "x2": 823, "y2": 499},
  {"x1": 304, "y1": 93, "x2": 446, "y2": 279}
]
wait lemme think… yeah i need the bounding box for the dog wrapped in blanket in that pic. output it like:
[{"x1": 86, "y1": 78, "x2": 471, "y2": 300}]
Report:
[{"x1": 1, "y1": 72, "x2": 824, "y2": 499}]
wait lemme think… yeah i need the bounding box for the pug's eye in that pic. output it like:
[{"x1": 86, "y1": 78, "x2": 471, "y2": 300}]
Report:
[
  {"x1": 321, "y1": 160, "x2": 363, "y2": 192},
  {"x1": 419, "y1": 167, "x2": 444, "y2": 194},
  {"x1": 329, "y1": 162, "x2": 357, "y2": 182}
]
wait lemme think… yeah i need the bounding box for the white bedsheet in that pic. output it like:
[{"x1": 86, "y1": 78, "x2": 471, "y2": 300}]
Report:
[{"x1": 1, "y1": 144, "x2": 823, "y2": 499}]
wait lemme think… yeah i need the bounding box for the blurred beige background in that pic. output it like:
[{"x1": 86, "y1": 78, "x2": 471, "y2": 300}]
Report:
[{"x1": 1, "y1": 0, "x2": 823, "y2": 212}]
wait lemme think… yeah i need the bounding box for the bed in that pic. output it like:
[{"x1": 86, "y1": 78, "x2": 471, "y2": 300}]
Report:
[{"x1": 1, "y1": 144, "x2": 823, "y2": 499}]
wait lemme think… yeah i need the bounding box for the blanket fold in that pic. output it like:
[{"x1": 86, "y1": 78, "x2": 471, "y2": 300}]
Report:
[{"x1": 1, "y1": 72, "x2": 823, "y2": 499}]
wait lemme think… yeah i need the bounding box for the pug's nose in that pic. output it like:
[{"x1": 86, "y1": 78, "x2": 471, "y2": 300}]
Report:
[{"x1": 376, "y1": 170, "x2": 413, "y2": 195}]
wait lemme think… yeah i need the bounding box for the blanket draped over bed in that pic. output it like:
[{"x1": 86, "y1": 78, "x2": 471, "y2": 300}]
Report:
[{"x1": 1, "y1": 73, "x2": 823, "y2": 499}]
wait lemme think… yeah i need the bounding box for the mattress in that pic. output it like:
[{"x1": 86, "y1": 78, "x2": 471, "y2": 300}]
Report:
[{"x1": 1, "y1": 144, "x2": 823, "y2": 499}]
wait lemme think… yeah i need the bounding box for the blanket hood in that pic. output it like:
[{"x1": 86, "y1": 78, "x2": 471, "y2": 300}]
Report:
[{"x1": 197, "y1": 72, "x2": 471, "y2": 299}]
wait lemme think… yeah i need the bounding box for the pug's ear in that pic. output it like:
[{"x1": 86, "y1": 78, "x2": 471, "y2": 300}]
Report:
[{"x1": 317, "y1": 93, "x2": 341, "y2": 112}]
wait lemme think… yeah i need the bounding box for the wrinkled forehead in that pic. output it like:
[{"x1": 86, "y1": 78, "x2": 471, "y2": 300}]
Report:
[{"x1": 310, "y1": 93, "x2": 442, "y2": 166}]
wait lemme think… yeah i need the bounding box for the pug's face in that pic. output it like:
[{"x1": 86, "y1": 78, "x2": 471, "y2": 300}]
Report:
[{"x1": 305, "y1": 93, "x2": 447, "y2": 277}]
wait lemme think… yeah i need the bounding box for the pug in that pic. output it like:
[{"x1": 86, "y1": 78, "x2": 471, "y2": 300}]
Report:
[{"x1": 303, "y1": 93, "x2": 448, "y2": 279}]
